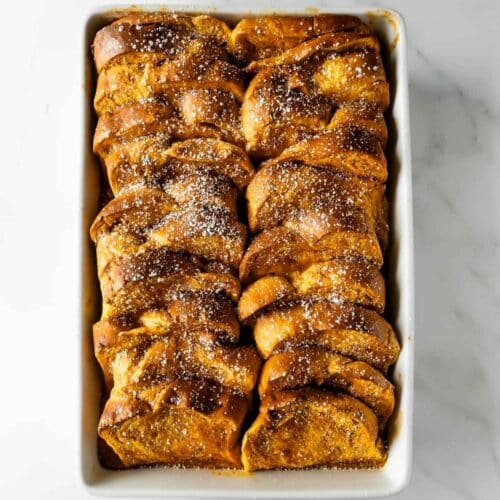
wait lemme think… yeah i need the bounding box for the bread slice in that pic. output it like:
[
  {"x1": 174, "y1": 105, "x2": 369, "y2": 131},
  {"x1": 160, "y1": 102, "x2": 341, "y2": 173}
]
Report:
[
  {"x1": 94, "y1": 99, "x2": 244, "y2": 160},
  {"x1": 99, "y1": 284, "x2": 241, "y2": 344},
  {"x1": 230, "y1": 15, "x2": 370, "y2": 64},
  {"x1": 163, "y1": 172, "x2": 238, "y2": 213},
  {"x1": 238, "y1": 276, "x2": 295, "y2": 322},
  {"x1": 247, "y1": 31, "x2": 380, "y2": 71},
  {"x1": 94, "y1": 50, "x2": 245, "y2": 116},
  {"x1": 163, "y1": 139, "x2": 254, "y2": 191},
  {"x1": 263, "y1": 121, "x2": 387, "y2": 182},
  {"x1": 93, "y1": 100, "x2": 177, "y2": 157},
  {"x1": 246, "y1": 162, "x2": 388, "y2": 247},
  {"x1": 94, "y1": 286, "x2": 240, "y2": 356},
  {"x1": 147, "y1": 203, "x2": 246, "y2": 270},
  {"x1": 101, "y1": 138, "x2": 254, "y2": 195},
  {"x1": 97, "y1": 136, "x2": 253, "y2": 197},
  {"x1": 259, "y1": 348, "x2": 394, "y2": 428},
  {"x1": 95, "y1": 111, "x2": 253, "y2": 196},
  {"x1": 289, "y1": 259, "x2": 385, "y2": 311},
  {"x1": 99, "y1": 257, "x2": 241, "y2": 324},
  {"x1": 174, "y1": 87, "x2": 245, "y2": 145},
  {"x1": 90, "y1": 187, "x2": 246, "y2": 270},
  {"x1": 241, "y1": 389, "x2": 386, "y2": 471},
  {"x1": 94, "y1": 323, "x2": 261, "y2": 394},
  {"x1": 239, "y1": 225, "x2": 382, "y2": 284},
  {"x1": 90, "y1": 186, "x2": 172, "y2": 240},
  {"x1": 238, "y1": 257, "x2": 385, "y2": 321},
  {"x1": 252, "y1": 298, "x2": 400, "y2": 373},
  {"x1": 98, "y1": 247, "x2": 240, "y2": 307},
  {"x1": 94, "y1": 49, "x2": 243, "y2": 105},
  {"x1": 93, "y1": 13, "x2": 232, "y2": 72},
  {"x1": 96, "y1": 90, "x2": 244, "y2": 148},
  {"x1": 99, "y1": 378, "x2": 249, "y2": 468}
]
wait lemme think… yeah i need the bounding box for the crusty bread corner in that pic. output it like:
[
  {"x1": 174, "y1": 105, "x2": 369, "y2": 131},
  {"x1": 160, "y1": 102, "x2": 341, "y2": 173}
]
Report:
[
  {"x1": 230, "y1": 15, "x2": 370, "y2": 64},
  {"x1": 93, "y1": 13, "x2": 232, "y2": 72},
  {"x1": 241, "y1": 389, "x2": 386, "y2": 471},
  {"x1": 238, "y1": 18, "x2": 389, "y2": 159},
  {"x1": 99, "y1": 379, "x2": 250, "y2": 469}
]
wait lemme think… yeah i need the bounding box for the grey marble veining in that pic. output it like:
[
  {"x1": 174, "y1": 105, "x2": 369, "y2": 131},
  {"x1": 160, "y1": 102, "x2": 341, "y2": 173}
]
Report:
[{"x1": 402, "y1": 1, "x2": 500, "y2": 496}]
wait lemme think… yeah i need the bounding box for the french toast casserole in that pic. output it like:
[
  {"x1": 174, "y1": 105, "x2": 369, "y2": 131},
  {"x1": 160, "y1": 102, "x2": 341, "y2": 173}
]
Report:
[{"x1": 90, "y1": 12, "x2": 399, "y2": 471}]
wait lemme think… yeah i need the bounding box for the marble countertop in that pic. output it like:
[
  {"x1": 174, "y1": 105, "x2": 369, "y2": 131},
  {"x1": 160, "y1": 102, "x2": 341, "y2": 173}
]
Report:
[{"x1": 0, "y1": 0, "x2": 499, "y2": 498}]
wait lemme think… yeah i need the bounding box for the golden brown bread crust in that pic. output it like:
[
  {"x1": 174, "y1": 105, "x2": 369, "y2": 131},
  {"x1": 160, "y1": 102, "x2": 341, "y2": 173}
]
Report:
[
  {"x1": 95, "y1": 48, "x2": 244, "y2": 107},
  {"x1": 238, "y1": 258, "x2": 385, "y2": 321},
  {"x1": 258, "y1": 348, "x2": 394, "y2": 429},
  {"x1": 239, "y1": 226, "x2": 383, "y2": 284},
  {"x1": 288, "y1": 259, "x2": 385, "y2": 311},
  {"x1": 313, "y1": 49, "x2": 388, "y2": 108},
  {"x1": 95, "y1": 89, "x2": 244, "y2": 144},
  {"x1": 99, "y1": 378, "x2": 250, "y2": 468},
  {"x1": 93, "y1": 100, "x2": 245, "y2": 160},
  {"x1": 241, "y1": 389, "x2": 386, "y2": 471},
  {"x1": 93, "y1": 13, "x2": 232, "y2": 72},
  {"x1": 95, "y1": 288, "x2": 241, "y2": 345},
  {"x1": 93, "y1": 99, "x2": 176, "y2": 156},
  {"x1": 244, "y1": 32, "x2": 388, "y2": 110},
  {"x1": 263, "y1": 122, "x2": 387, "y2": 182},
  {"x1": 99, "y1": 137, "x2": 254, "y2": 196},
  {"x1": 238, "y1": 276, "x2": 295, "y2": 322},
  {"x1": 94, "y1": 321, "x2": 261, "y2": 394},
  {"x1": 98, "y1": 247, "x2": 240, "y2": 308},
  {"x1": 230, "y1": 15, "x2": 370, "y2": 64},
  {"x1": 243, "y1": 78, "x2": 388, "y2": 160},
  {"x1": 246, "y1": 31, "x2": 380, "y2": 72},
  {"x1": 246, "y1": 162, "x2": 388, "y2": 247},
  {"x1": 163, "y1": 171, "x2": 237, "y2": 211},
  {"x1": 328, "y1": 104, "x2": 388, "y2": 148},
  {"x1": 162, "y1": 139, "x2": 254, "y2": 191},
  {"x1": 90, "y1": 187, "x2": 246, "y2": 271},
  {"x1": 99, "y1": 260, "x2": 241, "y2": 324},
  {"x1": 174, "y1": 88, "x2": 244, "y2": 144},
  {"x1": 252, "y1": 298, "x2": 400, "y2": 373}
]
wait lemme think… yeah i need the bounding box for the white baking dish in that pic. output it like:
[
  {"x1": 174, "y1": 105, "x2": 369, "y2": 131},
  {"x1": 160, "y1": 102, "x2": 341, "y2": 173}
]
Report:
[{"x1": 78, "y1": 3, "x2": 414, "y2": 497}]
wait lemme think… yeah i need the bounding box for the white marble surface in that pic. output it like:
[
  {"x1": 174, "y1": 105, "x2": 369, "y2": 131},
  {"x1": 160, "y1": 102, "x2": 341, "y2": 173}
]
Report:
[{"x1": 0, "y1": 0, "x2": 499, "y2": 498}]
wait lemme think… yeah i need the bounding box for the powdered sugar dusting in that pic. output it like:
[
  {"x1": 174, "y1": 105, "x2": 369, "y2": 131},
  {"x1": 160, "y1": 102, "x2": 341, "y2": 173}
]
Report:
[
  {"x1": 92, "y1": 11, "x2": 397, "y2": 471},
  {"x1": 92, "y1": 12, "x2": 262, "y2": 469}
]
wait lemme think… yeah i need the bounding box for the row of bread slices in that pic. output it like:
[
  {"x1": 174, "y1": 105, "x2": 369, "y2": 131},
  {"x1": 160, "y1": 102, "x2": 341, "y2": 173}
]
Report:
[
  {"x1": 231, "y1": 14, "x2": 398, "y2": 470},
  {"x1": 237, "y1": 155, "x2": 399, "y2": 469},
  {"x1": 90, "y1": 11, "x2": 399, "y2": 470},
  {"x1": 91, "y1": 139, "x2": 265, "y2": 467},
  {"x1": 91, "y1": 12, "x2": 258, "y2": 468}
]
